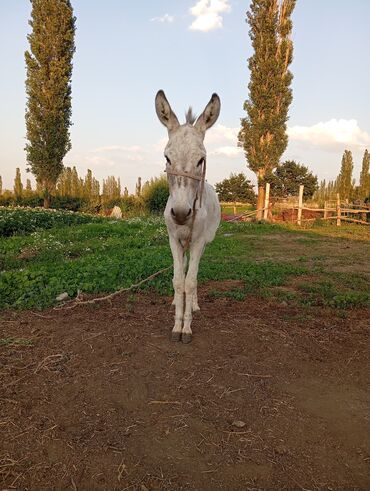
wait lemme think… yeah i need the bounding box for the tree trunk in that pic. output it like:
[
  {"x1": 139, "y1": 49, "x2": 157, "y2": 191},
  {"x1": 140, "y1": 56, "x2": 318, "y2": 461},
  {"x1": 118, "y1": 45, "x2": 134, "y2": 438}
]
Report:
[
  {"x1": 43, "y1": 195, "x2": 50, "y2": 208},
  {"x1": 43, "y1": 186, "x2": 51, "y2": 208},
  {"x1": 256, "y1": 169, "x2": 266, "y2": 220}
]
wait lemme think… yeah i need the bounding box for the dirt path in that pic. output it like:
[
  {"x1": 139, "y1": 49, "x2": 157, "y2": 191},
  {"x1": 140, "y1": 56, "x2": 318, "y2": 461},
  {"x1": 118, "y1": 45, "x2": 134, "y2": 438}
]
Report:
[{"x1": 1, "y1": 286, "x2": 369, "y2": 491}]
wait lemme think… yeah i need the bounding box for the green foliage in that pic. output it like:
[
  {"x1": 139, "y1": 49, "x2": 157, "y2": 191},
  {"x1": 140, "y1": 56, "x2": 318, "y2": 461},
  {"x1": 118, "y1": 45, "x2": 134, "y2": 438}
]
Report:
[
  {"x1": 298, "y1": 279, "x2": 370, "y2": 308},
  {"x1": 0, "y1": 207, "x2": 104, "y2": 237},
  {"x1": 359, "y1": 149, "x2": 370, "y2": 200},
  {"x1": 267, "y1": 160, "x2": 318, "y2": 198},
  {"x1": 102, "y1": 176, "x2": 121, "y2": 205},
  {"x1": 25, "y1": 0, "x2": 76, "y2": 206},
  {"x1": 14, "y1": 168, "x2": 23, "y2": 199},
  {"x1": 238, "y1": 0, "x2": 295, "y2": 184},
  {"x1": 337, "y1": 150, "x2": 354, "y2": 199},
  {"x1": 141, "y1": 175, "x2": 169, "y2": 213},
  {"x1": 215, "y1": 173, "x2": 256, "y2": 203}
]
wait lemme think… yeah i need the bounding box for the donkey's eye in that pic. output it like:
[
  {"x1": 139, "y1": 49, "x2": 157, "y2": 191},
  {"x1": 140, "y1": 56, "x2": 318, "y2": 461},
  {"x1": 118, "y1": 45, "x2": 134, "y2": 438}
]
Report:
[
  {"x1": 197, "y1": 157, "x2": 204, "y2": 167},
  {"x1": 165, "y1": 156, "x2": 171, "y2": 165}
]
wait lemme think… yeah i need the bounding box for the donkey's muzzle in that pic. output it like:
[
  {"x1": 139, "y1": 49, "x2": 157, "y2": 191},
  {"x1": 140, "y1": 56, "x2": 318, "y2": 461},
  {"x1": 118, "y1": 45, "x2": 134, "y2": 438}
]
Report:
[{"x1": 171, "y1": 207, "x2": 192, "y2": 225}]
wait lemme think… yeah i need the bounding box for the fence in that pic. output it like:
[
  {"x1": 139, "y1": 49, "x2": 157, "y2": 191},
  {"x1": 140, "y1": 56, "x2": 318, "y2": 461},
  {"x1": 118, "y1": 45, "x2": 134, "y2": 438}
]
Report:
[{"x1": 222, "y1": 184, "x2": 370, "y2": 226}]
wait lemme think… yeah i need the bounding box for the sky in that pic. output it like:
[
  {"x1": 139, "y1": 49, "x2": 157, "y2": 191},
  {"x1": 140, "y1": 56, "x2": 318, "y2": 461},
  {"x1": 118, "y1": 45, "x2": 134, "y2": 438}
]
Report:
[{"x1": 0, "y1": 0, "x2": 369, "y2": 192}]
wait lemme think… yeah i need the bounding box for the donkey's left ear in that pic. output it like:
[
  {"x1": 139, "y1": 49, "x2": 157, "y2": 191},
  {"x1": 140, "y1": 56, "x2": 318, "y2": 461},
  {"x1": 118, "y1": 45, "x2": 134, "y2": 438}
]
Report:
[{"x1": 195, "y1": 93, "x2": 221, "y2": 133}]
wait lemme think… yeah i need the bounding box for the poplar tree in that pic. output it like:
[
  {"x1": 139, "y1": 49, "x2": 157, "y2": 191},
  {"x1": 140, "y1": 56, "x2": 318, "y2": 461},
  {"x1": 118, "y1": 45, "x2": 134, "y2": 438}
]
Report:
[
  {"x1": 359, "y1": 149, "x2": 370, "y2": 200},
  {"x1": 25, "y1": 0, "x2": 76, "y2": 208},
  {"x1": 238, "y1": 0, "x2": 296, "y2": 219},
  {"x1": 14, "y1": 168, "x2": 23, "y2": 199},
  {"x1": 337, "y1": 150, "x2": 354, "y2": 199},
  {"x1": 84, "y1": 169, "x2": 93, "y2": 199}
]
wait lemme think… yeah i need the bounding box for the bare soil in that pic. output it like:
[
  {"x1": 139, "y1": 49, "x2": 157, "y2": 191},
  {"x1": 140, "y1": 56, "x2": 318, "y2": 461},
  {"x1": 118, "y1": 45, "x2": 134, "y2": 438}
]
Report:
[{"x1": 1, "y1": 285, "x2": 369, "y2": 491}]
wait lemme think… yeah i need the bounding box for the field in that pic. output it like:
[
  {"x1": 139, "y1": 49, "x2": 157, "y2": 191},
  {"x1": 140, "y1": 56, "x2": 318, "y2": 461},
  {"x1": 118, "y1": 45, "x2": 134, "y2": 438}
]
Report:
[{"x1": 1, "y1": 209, "x2": 370, "y2": 490}]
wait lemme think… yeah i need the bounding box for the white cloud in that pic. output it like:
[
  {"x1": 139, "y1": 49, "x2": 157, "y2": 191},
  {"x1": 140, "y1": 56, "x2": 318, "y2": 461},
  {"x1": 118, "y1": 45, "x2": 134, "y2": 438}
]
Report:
[
  {"x1": 93, "y1": 145, "x2": 144, "y2": 162},
  {"x1": 151, "y1": 14, "x2": 174, "y2": 23},
  {"x1": 189, "y1": 0, "x2": 231, "y2": 32},
  {"x1": 288, "y1": 119, "x2": 370, "y2": 151},
  {"x1": 206, "y1": 124, "x2": 239, "y2": 144},
  {"x1": 211, "y1": 146, "x2": 243, "y2": 157}
]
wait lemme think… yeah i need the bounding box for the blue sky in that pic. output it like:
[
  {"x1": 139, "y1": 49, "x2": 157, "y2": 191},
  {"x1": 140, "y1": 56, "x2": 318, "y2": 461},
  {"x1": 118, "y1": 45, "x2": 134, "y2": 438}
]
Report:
[{"x1": 0, "y1": 0, "x2": 369, "y2": 192}]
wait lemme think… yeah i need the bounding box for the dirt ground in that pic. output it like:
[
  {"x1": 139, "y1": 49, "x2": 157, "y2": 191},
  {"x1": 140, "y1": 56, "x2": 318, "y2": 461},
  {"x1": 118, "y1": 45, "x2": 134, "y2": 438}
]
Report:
[{"x1": 1, "y1": 284, "x2": 369, "y2": 491}]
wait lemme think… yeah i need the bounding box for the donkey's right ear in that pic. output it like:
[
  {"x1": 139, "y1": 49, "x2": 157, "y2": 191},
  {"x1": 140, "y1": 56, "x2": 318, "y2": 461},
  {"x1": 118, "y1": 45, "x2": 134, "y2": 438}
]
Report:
[{"x1": 155, "y1": 90, "x2": 180, "y2": 133}]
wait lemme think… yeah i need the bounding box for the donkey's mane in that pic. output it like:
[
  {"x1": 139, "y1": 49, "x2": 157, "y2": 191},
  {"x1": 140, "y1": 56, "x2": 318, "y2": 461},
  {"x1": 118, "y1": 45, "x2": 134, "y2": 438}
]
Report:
[{"x1": 185, "y1": 107, "x2": 197, "y2": 125}]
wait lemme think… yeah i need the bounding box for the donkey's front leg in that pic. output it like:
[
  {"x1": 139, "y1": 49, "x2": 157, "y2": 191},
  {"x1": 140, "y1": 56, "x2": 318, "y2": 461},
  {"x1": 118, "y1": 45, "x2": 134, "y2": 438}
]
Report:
[
  {"x1": 169, "y1": 237, "x2": 185, "y2": 341},
  {"x1": 182, "y1": 240, "x2": 205, "y2": 343}
]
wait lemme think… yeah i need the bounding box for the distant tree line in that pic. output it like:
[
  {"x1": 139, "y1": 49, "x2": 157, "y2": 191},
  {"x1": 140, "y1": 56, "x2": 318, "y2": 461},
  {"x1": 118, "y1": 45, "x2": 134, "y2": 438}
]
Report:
[
  {"x1": 314, "y1": 149, "x2": 369, "y2": 203},
  {"x1": 0, "y1": 168, "x2": 169, "y2": 214}
]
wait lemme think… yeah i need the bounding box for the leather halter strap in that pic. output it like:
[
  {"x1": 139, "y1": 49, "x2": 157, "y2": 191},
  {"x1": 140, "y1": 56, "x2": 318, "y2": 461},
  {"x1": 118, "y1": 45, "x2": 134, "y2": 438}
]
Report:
[
  {"x1": 165, "y1": 159, "x2": 206, "y2": 208},
  {"x1": 165, "y1": 169, "x2": 203, "y2": 181},
  {"x1": 165, "y1": 160, "x2": 207, "y2": 251}
]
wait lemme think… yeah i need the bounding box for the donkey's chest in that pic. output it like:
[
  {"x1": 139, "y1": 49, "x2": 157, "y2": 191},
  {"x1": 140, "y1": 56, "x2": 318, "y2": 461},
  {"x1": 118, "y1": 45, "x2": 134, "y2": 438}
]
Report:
[{"x1": 171, "y1": 224, "x2": 192, "y2": 244}]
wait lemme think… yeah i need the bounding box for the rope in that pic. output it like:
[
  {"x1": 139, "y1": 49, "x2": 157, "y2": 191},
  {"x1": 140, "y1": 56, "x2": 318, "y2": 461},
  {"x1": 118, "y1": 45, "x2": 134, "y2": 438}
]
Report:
[
  {"x1": 56, "y1": 161, "x2": 207, "y2": 310},
  {"x1": 55, "y1": 265, "x2": 173, "y2": 310}
]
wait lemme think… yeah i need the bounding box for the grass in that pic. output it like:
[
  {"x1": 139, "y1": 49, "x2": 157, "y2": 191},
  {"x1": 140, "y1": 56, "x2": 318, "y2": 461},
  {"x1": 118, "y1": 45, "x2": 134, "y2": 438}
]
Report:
[
  {"x1": 0, "y1": 337, "x2": 33, "y2": 346},
  {"x1": 1, "y1": 210, "x2": 369, "y2": 310}
]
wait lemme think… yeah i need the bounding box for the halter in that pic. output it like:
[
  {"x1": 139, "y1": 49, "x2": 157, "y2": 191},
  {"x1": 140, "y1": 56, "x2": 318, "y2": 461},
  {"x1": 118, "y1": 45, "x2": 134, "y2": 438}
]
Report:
[
  {"x1": 165, "y1": 159, "x2": 206, "y2": 208},
  {"x1": 165, "y1": 159, "x2": 207, "y2": 251}
]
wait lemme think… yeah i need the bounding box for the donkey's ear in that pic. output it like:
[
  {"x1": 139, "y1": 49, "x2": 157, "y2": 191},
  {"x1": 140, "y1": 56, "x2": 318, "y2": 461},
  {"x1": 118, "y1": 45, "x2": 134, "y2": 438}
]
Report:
[
  {"x1": 155, "y1": 90, "x2": 180, "y2": 133},
  {"x1": 195, "y1": 93, "x2": 221, "y2": 133}
]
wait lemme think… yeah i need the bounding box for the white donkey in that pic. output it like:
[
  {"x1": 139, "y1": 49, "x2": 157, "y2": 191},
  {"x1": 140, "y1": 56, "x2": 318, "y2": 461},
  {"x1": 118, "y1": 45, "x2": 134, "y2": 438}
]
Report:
[{"x1": 155, "y1": 90, "x2": 221, "y2": 343}]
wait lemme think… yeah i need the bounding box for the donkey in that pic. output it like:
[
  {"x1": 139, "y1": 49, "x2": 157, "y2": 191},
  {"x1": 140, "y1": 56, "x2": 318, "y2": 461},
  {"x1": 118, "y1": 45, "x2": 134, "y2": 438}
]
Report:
[{"x1": 155, "y1": 90, "x2": 221, "y2": 343}]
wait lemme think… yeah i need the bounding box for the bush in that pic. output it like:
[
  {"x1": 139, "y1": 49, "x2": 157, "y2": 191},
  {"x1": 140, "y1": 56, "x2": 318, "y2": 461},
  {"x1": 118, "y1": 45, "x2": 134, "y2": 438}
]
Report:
[
  {"x1": 141, "y1": 175, "x2": 169, "y2": 213},
  {"x1": 0, "y1": 207, "x2": 105, "y2": 237}
]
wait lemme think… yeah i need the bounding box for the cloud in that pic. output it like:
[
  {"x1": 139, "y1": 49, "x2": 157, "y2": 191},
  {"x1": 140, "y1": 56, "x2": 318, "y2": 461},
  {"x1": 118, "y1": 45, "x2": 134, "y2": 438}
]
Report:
[
  {"x1": 151, "y1": 14, "x2": 174, "y2": 23},
  {"x1": 206, "y1": 124, "x2": 239, "y2": 144},
  {"x1": 288, "y1": 119, "x2": 370, "y2": 151},
  {"x1": 211, "y1": 146, "x2": 243, "y2": 157},
  {"x1": 189, "y1": 0, "x2": 231, "y2": 32},
  {"x1": 93, "y1": 145, "x2": 144, "y2": 162}
]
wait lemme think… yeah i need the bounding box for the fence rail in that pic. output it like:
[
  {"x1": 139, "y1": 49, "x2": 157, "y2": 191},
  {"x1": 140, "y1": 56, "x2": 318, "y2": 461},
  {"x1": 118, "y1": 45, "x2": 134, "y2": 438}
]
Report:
[{"x1": 221, "y1": 185, "x2": 369, "y2": 226}]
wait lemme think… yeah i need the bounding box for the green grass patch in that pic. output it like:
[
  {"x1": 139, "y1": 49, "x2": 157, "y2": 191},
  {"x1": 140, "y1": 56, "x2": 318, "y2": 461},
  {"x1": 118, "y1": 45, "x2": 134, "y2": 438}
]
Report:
[
  {"x1": 0, "y1": 337, "x2": 33, "y2": 346},
  {"x1": 1, "y1": 212, "x2": 369, "y2": 311}
]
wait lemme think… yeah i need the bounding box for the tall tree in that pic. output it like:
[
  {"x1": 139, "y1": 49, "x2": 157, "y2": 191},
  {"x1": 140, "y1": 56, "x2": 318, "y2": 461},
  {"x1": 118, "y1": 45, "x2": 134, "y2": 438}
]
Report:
[
  {"x1": 359, "y1": 149, "x2": 370, "y2": 200},
  {"x1": 14, "y1": 168, "x2": 23, "y2": 199},
  {"x1": 238, "y1": 0, "x2": 295, "y2": 219},
  {"x1": 25, "y1": 0, "x2": 76, "y2": 208},
  {"x1": 337, "y1": 150, "x2": 354, "y2": 199}
]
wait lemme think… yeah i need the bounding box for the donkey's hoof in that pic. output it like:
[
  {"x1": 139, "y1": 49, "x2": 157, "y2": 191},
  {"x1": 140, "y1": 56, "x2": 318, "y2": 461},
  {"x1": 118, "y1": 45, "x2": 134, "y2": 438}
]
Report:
[
  {"x1": 171, "y1": 331, "x2": 181, "y2": 342},
  {"x1": 192, "y1": 304, "x2": 200, "y2": 312},
  {"x1": 181, "y1": 333, "x2": 192, "y2": 344}
]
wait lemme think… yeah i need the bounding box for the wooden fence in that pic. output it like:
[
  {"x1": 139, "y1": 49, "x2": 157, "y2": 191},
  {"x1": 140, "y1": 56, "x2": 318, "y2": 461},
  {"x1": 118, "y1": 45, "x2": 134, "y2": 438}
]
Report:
[{"x1": 222, "y1": 184, "x2": 370, "y2": 226}]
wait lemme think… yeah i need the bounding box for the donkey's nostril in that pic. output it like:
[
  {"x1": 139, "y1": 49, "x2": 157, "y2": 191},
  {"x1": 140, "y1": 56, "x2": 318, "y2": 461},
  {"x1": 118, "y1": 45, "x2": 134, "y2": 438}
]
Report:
[
  {"x1": 171, "y1": 208, "x2": 175, "y2": 216},
  {"x1": 186, "y1": 208, "x2": 192, "y2": 217}
]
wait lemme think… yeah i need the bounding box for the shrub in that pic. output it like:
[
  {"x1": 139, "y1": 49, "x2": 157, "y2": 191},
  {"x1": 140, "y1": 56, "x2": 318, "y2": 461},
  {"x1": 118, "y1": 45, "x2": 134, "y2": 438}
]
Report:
[{"x1": 142, "y1": 175, "x2": 169, "y2": 213}]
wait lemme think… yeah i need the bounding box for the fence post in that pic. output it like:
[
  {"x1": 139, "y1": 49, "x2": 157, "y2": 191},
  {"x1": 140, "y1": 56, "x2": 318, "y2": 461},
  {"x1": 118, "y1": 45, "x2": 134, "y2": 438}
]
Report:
[
  {"x1": 324, "y1": 201, "x2": 328, "y2": 219},
  {"x1": 233, "y1": 201, "x2": 237, "y2": 215},
  {"x1": 297, "y1": 185, "x2": 304, "y2": 226},
  {"x1": 263, "y1": 182, "x2": 270, "y2": 220},
  {"x1": 336, "y1": 193, "x2": 341, "y2": 226}
]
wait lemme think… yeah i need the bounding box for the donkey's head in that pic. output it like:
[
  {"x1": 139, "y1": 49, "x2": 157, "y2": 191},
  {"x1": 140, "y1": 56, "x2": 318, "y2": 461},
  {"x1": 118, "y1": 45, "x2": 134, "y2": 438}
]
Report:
[{"x1": 155, "y1": 90, "x2": 220, "y2": 225}]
